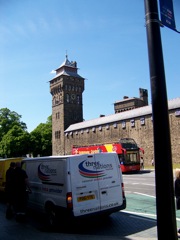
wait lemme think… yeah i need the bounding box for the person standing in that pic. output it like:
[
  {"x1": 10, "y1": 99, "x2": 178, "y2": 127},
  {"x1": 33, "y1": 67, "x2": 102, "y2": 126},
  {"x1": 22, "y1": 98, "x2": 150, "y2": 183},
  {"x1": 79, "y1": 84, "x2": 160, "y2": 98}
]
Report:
[
  {"x1": 5, "y1": 162, "x2": 16, "y2": 219},
  {"x1": 175, "y1": 169, "x2": 180, "y2": 209},
  {"x1": 11, "y1": 162, "x2": 31, "y2": 221},
  {"x1": 151, "y1": 158, "x2": 154, "y2": 166},
  {"x1": 140, "y1": 157, "x2": 144, "y2": 170},
  {"x1": 174, "y1": 168, "x2": 180, "y2": 237}
]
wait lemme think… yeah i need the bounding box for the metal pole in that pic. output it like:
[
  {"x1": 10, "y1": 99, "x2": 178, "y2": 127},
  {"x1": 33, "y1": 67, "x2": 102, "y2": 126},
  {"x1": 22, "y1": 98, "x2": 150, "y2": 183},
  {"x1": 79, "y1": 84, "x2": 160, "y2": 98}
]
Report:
[{"x1": 144, "y1": 0, "x2": 177, "y2": 239}]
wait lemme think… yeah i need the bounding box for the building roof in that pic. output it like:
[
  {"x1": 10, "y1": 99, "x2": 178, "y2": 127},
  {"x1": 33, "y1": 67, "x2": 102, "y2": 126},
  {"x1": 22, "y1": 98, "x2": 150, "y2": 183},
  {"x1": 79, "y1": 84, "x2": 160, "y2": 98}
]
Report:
[
  {"x1": 50, "y1": 70, "x2": 83, "y2": 80},
  {"x1": 56, "y1": 54, "x2": 77, "y2": 69},
  {"x1": 65, "y1": 97, "x2": 180, "y2": 132},
  {"x1": 50, "y1": 55, "x2": 84, "y2": 81},
  {"x1": 114, "y1": 97, "x2": 140, "y2": 104}
]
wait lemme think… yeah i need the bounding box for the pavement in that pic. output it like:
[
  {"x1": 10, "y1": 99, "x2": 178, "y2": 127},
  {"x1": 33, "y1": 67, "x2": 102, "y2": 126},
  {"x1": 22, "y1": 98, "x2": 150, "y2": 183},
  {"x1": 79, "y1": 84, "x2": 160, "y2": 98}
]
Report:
[{"x1": 0, "y1": 203, "x2": 158, "y2": 240}]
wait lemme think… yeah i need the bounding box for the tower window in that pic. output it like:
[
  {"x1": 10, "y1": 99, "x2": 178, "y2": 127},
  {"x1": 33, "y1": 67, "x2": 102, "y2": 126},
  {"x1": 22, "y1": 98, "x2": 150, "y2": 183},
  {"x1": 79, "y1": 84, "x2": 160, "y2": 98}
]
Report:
[
  {"x1": 66, "y1": 94, "x2": 70, "y2": 103},
  {"x1": 55, "y1": 131, "x2": 61, "y2": 139},
  {"x1": 56, "y1": 112, "x2": 60, "y2": 119},
  {"x1": 52, "y1": 97, "x2": 56, "y2": 106},
  {"x1": 77, "y1": 95, "x2": 80, "y2": 104}
]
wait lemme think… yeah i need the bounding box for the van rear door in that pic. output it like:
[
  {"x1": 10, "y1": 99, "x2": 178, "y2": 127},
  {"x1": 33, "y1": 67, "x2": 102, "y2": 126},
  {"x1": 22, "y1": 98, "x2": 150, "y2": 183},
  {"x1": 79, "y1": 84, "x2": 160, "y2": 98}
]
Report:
[
  {"x1": 94, "y1": 153, "x2": 123, "y2": 211},
  {"x1": 69, "y1": 154, "x2": 101, "y2": 217},
  {"x1": 69, "y1": 153, "x2": 123, "y2": 217}
]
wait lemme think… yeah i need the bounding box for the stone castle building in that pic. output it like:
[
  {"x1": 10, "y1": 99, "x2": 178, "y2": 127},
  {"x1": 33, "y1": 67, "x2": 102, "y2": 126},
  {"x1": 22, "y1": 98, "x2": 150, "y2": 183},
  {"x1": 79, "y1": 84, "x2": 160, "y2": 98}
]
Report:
[
  {"x1": 50, "y1": 55, "x2": 84, "y2": 155},
  {"x1": 50, "y1": 56, "x2": 180, "y2": 165},
  {"x1": 114, "y1": 88, "x2": 148, "y2": 113}
]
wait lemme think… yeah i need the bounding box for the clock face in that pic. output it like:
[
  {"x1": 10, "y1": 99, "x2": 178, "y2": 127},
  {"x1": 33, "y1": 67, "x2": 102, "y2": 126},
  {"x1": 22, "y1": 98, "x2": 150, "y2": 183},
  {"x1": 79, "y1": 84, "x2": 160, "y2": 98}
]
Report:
[{"x1": 71, "y1": 94, "x2": 76, "y2": 100}]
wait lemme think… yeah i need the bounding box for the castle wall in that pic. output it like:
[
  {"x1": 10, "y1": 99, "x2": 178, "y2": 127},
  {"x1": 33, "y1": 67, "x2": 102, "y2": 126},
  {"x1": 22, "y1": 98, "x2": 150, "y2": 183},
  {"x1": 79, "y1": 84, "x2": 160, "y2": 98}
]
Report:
[{"x1": 64, "y1": 108, "x2": 180, "y2": 165}]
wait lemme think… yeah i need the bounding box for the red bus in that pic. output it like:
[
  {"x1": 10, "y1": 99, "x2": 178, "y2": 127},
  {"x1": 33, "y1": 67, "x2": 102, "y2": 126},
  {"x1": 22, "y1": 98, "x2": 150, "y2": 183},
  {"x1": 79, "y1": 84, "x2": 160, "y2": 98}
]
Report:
[{"x1": 72, "y1": 138, "x2": 144, "y2": 173}]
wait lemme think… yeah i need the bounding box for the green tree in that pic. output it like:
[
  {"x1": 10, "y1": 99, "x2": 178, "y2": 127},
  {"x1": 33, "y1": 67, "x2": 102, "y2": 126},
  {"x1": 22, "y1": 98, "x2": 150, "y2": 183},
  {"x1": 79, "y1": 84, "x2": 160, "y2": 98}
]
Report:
[
  {"x1": 29, "y1": 116, "x2": 52, "y2": 157},
  {"x1": 0, "y1": 125, "x2": 30, "y2": 157},
  {"x1": 0, "y1": 108, "x2": 27, "y2": 142}
]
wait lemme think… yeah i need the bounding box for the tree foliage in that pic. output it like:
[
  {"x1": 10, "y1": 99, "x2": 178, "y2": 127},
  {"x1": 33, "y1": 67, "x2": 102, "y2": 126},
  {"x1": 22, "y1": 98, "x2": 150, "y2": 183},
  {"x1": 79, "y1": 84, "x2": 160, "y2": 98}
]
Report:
[
  {"x1": 0, "y1": 108, "x2": 27, "y2": 141},
  {"x1": 29, "y1": 115, "x2": 52, "y2": 157},
  {"x1": 0, "y1": 108, "x2": 52, "y2": 158},
  {"x1": 0, "y1": 125, "x2": 30, "y2": 157}
]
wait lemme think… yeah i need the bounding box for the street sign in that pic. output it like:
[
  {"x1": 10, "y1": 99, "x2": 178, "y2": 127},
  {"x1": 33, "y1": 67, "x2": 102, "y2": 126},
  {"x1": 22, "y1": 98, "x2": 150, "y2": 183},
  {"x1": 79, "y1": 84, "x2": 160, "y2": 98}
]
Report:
[{"x1": 159, "y1": 0, "x2": 178, "y2": 32}]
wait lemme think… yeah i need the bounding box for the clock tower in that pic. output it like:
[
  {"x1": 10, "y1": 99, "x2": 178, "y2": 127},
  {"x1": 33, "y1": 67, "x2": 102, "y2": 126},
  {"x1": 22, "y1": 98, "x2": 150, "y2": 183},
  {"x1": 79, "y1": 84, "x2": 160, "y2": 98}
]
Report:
[{"x1": 50, "y1": 55, "x2": 85, "y2": 155}]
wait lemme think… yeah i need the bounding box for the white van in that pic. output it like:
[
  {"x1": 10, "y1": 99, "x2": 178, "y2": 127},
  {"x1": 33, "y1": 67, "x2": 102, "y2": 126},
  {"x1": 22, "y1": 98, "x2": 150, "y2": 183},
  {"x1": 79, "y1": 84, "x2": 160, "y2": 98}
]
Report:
[{"x1": 22, "y1": 153, "x2": 126, "y2": 225}]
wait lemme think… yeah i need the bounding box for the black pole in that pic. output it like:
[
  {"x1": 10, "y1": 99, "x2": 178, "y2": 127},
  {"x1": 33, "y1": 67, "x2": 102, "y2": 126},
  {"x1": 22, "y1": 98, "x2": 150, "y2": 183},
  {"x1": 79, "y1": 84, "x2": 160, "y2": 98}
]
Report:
[{"x1": 144, "y1": 0, "x2": 177, "y2": 239}]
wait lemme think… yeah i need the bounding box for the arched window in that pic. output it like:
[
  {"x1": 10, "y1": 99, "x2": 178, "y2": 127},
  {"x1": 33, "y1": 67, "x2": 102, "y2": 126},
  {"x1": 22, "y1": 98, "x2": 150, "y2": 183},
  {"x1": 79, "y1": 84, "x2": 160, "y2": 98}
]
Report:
[
  {"x1": 66, "y1": 93, "x2": 70, "y2": 103},
  {"x1": 77, "y1": 95, "x2": 80, "y2": 104}
]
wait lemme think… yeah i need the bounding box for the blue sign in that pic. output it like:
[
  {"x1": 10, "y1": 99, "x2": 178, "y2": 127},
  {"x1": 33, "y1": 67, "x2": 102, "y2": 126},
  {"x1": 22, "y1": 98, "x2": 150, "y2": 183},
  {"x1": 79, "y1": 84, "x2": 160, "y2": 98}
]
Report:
[{"x1": 159, "y1": 0, "x2": 176, "y2": 31}]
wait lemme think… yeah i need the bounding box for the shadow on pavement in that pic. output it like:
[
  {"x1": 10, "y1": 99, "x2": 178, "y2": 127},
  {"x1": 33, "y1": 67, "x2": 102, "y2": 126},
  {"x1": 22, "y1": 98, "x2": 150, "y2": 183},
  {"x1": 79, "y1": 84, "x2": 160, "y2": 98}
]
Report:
[{"x1": 27, "y1": 210, "x2": 157, "y2": 239}]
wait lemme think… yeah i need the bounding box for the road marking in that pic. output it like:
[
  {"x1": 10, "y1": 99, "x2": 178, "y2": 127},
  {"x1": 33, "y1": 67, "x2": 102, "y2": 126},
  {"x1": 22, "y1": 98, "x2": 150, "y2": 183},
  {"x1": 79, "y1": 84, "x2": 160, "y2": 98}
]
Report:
[
  {"x1": 122, "y1": 210, "x2": 180, "y2": 222},
  {"x1": 131, "y1": 182, "x2": 155, "y2": 186},
  {"x1": 134, "y1": 192, "x2": 156, "y2": 198},
  {"x1": 122, "y1": 210, "x2": 156, "y2": 219}
]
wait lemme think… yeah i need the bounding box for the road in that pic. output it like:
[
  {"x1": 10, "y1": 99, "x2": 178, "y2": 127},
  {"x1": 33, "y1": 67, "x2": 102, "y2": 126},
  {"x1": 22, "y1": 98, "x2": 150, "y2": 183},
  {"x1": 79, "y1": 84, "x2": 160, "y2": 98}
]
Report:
[
  {"x1": 123, "y1": 170, "x2": 180, "y2": 228},
  {"x1": 123, "y1": 170, "x2": 155, "y2": 197},
  {"x1": 0, "y1": 169, "x2": 176, "y2": 239},
  {"x1": 123, "y1": 170, "x2": 156, "y2": 218}
]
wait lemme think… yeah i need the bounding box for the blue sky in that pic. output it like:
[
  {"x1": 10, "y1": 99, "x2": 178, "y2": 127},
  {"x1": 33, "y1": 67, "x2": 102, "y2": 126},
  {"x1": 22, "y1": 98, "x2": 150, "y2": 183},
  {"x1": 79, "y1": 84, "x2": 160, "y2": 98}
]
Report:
[{"x1": 0, "y1": 0, "x2": 179, "y2": 132}]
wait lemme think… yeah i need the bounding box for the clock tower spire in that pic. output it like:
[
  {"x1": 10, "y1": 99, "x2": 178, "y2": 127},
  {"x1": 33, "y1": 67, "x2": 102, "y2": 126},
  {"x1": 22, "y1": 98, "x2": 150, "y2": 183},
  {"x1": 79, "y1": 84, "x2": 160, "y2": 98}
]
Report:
[{"x1": 50, "y1": 56, "x2": 85, "y2": 155}]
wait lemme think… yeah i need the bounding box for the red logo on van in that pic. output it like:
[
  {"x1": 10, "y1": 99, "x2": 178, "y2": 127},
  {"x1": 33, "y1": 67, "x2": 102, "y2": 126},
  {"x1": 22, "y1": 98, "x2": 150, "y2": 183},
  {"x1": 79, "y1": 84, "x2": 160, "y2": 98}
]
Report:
[
  {"x1": 78, "y1": 160, "x2": 106, "y2": 178},
  {"x1": 38, "y1": 164, "x2": 51, "y2": 181}
]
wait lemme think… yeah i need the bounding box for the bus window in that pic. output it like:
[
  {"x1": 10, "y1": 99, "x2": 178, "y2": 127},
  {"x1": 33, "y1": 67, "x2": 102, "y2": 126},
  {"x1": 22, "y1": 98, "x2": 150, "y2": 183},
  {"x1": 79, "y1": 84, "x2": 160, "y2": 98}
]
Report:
[
  {"x1": 120, "y1": 138, "x2": 138, "y2": 149},
  {"x1": 124, "y1": 153, "x2": 139, "y2": 164}
]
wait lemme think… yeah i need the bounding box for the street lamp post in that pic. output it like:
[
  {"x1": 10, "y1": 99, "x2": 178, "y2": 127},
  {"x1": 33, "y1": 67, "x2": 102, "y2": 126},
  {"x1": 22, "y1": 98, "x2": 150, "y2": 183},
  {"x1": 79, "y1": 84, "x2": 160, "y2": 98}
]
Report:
[{"x1": 144, "y1": 0, "x2": 177, "y2": 239}]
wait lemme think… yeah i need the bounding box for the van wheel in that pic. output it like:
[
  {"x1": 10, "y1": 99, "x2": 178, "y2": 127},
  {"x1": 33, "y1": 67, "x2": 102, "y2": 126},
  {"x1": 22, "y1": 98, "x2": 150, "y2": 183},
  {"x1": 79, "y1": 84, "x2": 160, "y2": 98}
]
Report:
[{"x1": 46, "y1": 205, "x2": 57, "y2": 228}]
